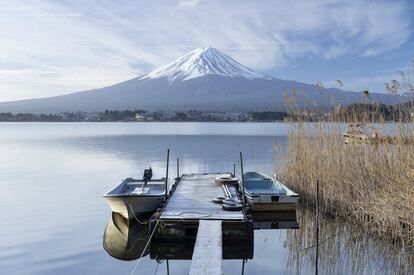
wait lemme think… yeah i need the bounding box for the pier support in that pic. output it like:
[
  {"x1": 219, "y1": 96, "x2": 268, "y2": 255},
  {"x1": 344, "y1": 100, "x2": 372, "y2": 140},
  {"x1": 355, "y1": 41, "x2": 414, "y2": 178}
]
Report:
[{"x1": 189, "y1": 220, "x2": 223, "y2": 275}]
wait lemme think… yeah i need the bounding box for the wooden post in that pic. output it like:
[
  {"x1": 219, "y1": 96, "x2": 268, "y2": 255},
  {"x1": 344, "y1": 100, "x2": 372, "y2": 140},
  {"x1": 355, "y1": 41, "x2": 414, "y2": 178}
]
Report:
[
  {"x1": 240, "y1": 152, "x2": 246, "y2": 210},
  {"x1": 165, "y1": 149, "x2": 170, "y2": 201},
  {"x1": 315, "y1": 180, "x2": 319, "y2": 275}
]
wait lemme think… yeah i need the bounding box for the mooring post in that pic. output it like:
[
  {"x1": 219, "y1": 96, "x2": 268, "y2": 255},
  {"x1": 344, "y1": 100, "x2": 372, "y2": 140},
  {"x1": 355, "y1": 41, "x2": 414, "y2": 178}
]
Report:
[
  {"x1": 315, "y1": 180, "x2": 319, "y2": 275},
  {"x1": 240, "y1": 152, "x2": 246, "y2": 210},
  {"x1": 165, "y1": 149, "x2": 170, "y2": 201},
  {"x1": 177, "y1": 158, "x2": 180, "y2": 179},
  {"x1": 273, "y1": 140, "x2": 278, "y2": 179}
]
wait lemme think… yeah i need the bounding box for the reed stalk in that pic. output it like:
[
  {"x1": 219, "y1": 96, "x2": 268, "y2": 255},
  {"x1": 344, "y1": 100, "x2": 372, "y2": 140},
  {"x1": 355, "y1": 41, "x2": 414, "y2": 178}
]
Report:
[{"x1": 282, "y1": 119, "x2": 414, "y2": 247}]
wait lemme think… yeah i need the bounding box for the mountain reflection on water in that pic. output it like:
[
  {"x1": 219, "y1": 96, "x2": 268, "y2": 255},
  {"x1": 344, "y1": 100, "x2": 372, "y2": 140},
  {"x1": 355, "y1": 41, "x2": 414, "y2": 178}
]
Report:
[{"x1": 2, "y1": 122, "x2": 412, "y2": 274}]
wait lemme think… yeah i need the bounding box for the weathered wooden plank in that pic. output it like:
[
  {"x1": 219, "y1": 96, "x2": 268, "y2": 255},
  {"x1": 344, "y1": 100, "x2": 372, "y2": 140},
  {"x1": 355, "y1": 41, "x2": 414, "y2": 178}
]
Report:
[
  {"x1": 189, "y1": 220, "x2": 223, "y2": 275},
  {"x1": 160, "y1": 173, "x2": 244, "y2": 220}
]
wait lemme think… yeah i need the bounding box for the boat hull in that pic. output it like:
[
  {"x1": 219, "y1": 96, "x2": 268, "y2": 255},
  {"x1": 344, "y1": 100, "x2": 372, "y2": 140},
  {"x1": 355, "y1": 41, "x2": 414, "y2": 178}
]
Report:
[
  {"x1": 247, "y1": 195, "x2": 298, "y2": 211},
  {"x1": 104, "y1": 195, "x2": 164, "y2": 220},
  {"x1": 248, "y1": 202, "x2": 297, "y2": 212},
  {"x1": 241, "y1": 171, "x2": 299, "y2": 212}
]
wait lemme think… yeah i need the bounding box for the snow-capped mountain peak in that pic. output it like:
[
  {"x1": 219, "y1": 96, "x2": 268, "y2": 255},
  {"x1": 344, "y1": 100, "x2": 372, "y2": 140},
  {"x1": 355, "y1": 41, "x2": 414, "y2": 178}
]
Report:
[{"x1": 142, "y1": 47, "x2": 272, "y2": 83}]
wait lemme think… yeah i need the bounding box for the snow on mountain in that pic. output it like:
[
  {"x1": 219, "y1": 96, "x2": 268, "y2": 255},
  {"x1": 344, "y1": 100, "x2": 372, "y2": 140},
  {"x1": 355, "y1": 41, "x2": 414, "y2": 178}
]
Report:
[
  {"x1": 142, "y1": 47, "x2": 272, "y2": 83},
  {"x1": 0, "y1": 46, "x2": 409, "y2": 113}
]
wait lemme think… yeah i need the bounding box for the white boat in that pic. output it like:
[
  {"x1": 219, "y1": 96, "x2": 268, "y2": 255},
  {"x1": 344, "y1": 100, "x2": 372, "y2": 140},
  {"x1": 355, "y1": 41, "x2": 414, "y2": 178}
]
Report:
[
  {"x1": 241, "y1": 172, "x2": 299, "y2": 212},
  {"x1": 342, "y1": 123, "x2": 379, "y2": 144},
  {"x1": 103, "y1": 177, "x2": 167, "y2": 219}
]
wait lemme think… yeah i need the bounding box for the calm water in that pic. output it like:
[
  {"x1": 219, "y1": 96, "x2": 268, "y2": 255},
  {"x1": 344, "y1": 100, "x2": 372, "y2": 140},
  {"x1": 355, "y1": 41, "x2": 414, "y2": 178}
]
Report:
[{"x1": 0, "y1": 122, "x2": 411, "y2": 275}]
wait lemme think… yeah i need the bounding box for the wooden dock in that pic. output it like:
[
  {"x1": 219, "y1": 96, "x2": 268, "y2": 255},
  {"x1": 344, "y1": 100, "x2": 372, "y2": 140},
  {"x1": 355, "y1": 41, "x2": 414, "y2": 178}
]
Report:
[
  {"x1": 152, "y1": 173, "x2": 252, "y2": 274},
  {"x1": 159, "y1": 173, "x2": 245, "y2": 221},
  {"x1": 189, "y1": 220, "x2": 223, "y2": 275}
]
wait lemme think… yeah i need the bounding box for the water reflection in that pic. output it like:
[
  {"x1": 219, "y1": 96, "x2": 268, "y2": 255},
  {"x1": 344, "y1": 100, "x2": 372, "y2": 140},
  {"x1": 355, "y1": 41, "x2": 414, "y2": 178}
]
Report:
[
  {"x1": 286, "y1": 206, "x2": 414, "y2": 274},
  {"x1": 54, "y1": 135, "x2": 286, "y2": 176},
  {"x1": 103, "y1": 211, "x2": 300, "y2": 273},
  {"x1": 102, "y1": 207, "x2": 413, "y2": 274},
  {"x1": 252, "y1": 212, "x2": 299, "y2": 230},
  {"x1": 4, "y1": 122, "x2": 412, "y2": 274},
  {"x1": 103, "y1": 212, "x2": 151, "y2": 261},
  {"x1": 150, "y1": 229, "x2": 254, "y2": 262}
]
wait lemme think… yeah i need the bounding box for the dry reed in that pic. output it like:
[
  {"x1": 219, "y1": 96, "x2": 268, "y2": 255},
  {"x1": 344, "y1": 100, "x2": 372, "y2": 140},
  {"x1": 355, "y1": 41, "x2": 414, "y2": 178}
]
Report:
[
  {"x1": 280, "y1": 61, "x2": 414, "y2": 246},
  {"x1": 282, "y1": 120, "x2": 414, "y2": 247}
]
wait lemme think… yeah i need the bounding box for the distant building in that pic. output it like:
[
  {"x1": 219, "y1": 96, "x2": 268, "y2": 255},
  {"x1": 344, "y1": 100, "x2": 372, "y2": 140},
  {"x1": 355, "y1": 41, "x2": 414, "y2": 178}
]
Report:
[
  {"x1": 135, "y1": 114, "x2": 144, "y2": 121},
  {"x1": 86, "y1": 112, "x2": 102, "y2": 121}
]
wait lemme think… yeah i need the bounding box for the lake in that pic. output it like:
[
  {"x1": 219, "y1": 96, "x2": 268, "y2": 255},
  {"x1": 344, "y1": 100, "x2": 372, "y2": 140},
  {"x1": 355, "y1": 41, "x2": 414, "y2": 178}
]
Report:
[{"x1": 0, "y1": 122, "x2": 411, "y2": 274}]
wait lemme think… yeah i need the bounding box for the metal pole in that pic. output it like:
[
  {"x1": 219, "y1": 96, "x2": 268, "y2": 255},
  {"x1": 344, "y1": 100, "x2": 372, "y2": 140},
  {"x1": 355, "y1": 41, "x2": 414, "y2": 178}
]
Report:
[
  {"x1": 165, "y1": 149, "x2": 170, "y2": 201},
  {"x1": 315, "y1": 180, "x2": 319, "y2": 275},
  {"x1": 177, "y1": 158, "x2": 180, "y2": 178},
  {"x1": 233, "y1": 163, "x2": 236, "y2": 177},
  {"x1": 167, "y1": 259, "x2": 170, "y2": 275},
  {"x1": 240, "y1": 152, "x2": 246, "y2": 210},
  {"x1": 273, "y1": 140, "x2": 277, "y2": 179}
]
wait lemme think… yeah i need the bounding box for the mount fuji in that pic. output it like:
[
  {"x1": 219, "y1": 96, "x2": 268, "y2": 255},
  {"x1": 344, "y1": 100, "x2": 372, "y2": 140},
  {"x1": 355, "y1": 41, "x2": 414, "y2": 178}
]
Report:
[
  {"x1": 0, "y1": 47, "x2": 407, "y2": 113},
  {"x1": 141, "y1": 47, "x2": 272, "y2": 82}
]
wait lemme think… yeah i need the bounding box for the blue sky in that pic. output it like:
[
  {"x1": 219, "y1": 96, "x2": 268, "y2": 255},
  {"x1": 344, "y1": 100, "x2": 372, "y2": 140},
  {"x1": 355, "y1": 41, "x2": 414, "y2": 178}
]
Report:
[{"x1": 0, "y1": 0, "x2": 413, "y2": 101}]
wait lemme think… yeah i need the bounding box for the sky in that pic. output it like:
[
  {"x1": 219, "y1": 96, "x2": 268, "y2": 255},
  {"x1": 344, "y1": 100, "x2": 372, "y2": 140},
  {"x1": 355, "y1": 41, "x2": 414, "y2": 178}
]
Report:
[{"x1": 0, "y1": 0, "x2": 413, "y2": 102}]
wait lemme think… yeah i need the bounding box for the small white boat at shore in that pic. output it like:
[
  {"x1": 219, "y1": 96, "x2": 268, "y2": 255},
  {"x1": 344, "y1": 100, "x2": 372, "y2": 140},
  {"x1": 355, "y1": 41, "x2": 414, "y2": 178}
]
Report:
[
  {"x1": 342, "y1": 123, "x2": 379, "y2": 144},
  {"x1": 241, "y1": 172, "x2": 299, "y2": 212},
  {"x1": 103, "y1": 169, "x2": 167, "y2": 219}
]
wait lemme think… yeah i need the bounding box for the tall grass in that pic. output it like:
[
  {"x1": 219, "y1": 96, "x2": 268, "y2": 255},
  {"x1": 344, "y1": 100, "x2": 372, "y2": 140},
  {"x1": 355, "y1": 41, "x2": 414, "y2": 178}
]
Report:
[
  {"x1": 280, "y1": 62, "x2": 414, "y2": 246},
  {"x1": 282, "y1": 120, "x2": 414, "y2": 247}
]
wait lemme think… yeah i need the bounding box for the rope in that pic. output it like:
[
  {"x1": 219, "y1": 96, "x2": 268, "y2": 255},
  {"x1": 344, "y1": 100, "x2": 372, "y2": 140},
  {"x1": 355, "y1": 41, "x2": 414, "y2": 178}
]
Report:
[
  {"x1": 154, "y1": 260, "x2": 160, "y2": 275},
  {"x1": 127, "y1": 203, "x2": 159, "y2": 225},
  {"x1": 125, "y1": 237, "x2": 149, "y2": 254},
  {"x1": 130, "y1": 219, "x2": 160, "y2": 275},
  {"x1": 299, "y1": 217, "x2": 377, "y2": 252},
  {"x1": 300, "y1": 229, "x2": 344, "y2": 252},
  {"x1": 176, "y1": 211, "x2": 211, "y2": 218},
  {"x1": 153, "y1": 258, "x2": 164, "y2": 275}
]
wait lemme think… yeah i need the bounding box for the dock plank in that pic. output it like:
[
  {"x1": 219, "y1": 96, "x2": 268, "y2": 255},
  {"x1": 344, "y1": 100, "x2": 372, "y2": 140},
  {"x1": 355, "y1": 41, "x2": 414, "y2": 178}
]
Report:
[
  {"x1": 160, "y1": 173, "x2": 244, "y2": 220},
  {"x1": 189, "y1": 220, "x2": 223, "y2": 275}
]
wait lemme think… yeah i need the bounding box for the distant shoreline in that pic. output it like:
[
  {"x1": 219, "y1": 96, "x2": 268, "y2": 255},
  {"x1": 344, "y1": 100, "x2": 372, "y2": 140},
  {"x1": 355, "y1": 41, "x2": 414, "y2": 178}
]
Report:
[
  {"x1": 1, "y1": 102, "x2": 412, "y2": 122},
  {"x1": 0, "y1": 110, "x2": 288, "y2": 123},
  {"x1": 0, "y1": 120, "x2": 285, "y2": 123}
]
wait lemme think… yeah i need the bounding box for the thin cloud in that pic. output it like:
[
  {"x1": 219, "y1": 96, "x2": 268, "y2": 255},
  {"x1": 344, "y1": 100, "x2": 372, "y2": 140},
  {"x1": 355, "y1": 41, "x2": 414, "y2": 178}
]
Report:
[{"x1": 0, "y1": 0, "x2": 411, "y2": 101}]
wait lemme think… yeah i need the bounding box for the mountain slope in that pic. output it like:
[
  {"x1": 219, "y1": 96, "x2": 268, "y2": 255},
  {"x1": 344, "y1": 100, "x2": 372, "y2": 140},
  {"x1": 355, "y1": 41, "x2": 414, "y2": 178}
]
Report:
[
  {"x1": 0, "y1": 47, "x2": 408, "y2": 113},
  {"x1": 141, "y1": 47, "x2": 271, "y2": 82}
]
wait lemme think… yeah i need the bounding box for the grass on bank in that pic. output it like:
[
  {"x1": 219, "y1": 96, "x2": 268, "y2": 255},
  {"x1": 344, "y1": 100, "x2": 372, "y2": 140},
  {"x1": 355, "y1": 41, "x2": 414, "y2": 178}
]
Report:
[
  {"x1": 280, "y1": 65, "x2": 414, "y2": 247},
  {"x1": 282, "y1": 121, "x2": 414, "y2": 246}
]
